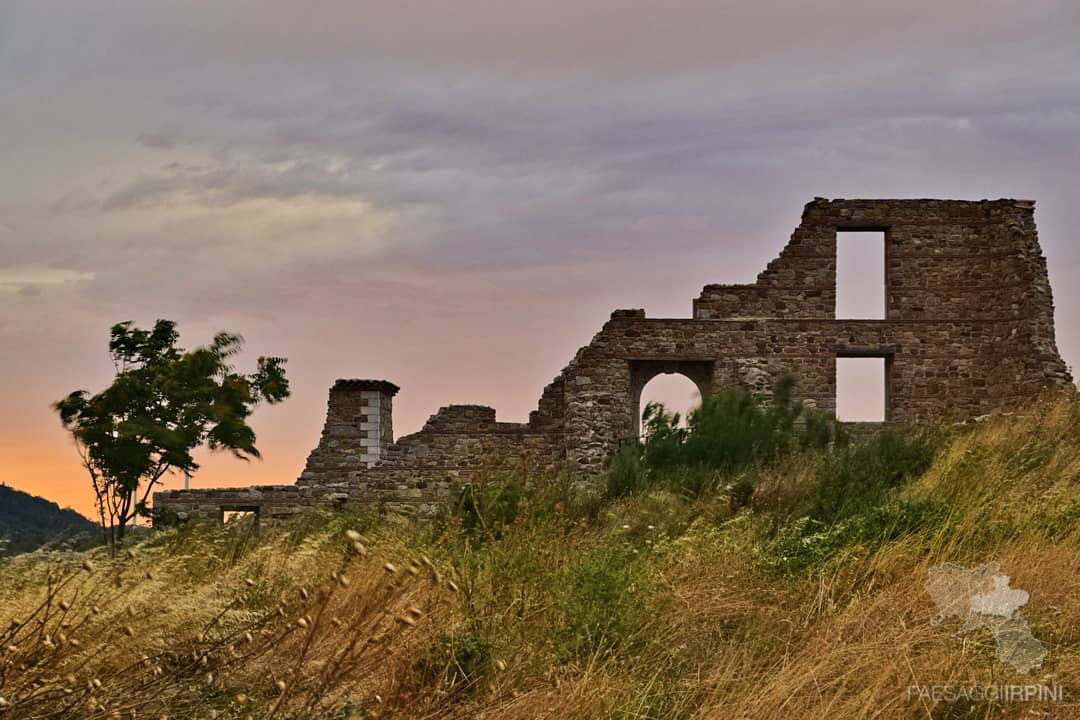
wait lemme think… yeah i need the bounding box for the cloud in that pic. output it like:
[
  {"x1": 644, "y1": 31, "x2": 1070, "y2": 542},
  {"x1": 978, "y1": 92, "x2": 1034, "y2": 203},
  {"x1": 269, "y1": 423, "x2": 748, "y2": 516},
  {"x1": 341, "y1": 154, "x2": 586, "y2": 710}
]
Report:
[
  {"x1": 136, "y1": 131, "x2": 180, "y2": 150},
  {"x1": 0, "y1": 266, "x2": 94, "y2": 291}
]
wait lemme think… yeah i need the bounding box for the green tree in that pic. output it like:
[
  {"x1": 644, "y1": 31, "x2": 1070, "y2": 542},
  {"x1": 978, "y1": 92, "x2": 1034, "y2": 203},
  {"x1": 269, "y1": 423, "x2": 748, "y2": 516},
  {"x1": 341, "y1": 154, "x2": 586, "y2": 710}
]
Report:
[{"x1": 54, "y1": 320, "x2": 289, "y2": 547}]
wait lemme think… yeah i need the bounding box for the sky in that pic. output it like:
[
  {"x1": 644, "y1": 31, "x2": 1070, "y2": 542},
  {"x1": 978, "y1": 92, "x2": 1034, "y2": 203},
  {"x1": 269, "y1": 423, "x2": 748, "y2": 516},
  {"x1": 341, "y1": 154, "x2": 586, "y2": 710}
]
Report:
[{"x1": 2, "y1": 1, "x2": 1078, "y2": 518}]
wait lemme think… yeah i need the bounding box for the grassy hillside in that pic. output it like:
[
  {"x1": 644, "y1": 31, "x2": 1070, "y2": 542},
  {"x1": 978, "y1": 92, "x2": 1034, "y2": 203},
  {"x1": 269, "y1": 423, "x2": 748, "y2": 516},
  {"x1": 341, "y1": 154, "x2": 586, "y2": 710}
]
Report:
[
  {"x1": 0, "y1": 392, "x2": 1077, "y2": 719},
  {"x1": 0, "y1": 484, "x2": 100, "y2": 557}
]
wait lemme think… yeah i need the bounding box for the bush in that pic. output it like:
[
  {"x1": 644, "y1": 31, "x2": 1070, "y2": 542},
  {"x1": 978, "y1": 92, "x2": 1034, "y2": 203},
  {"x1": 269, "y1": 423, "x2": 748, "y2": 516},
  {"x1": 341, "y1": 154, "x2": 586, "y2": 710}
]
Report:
[
  {"x1": 765, "y1": 497, "x2": 949, "y2": 573},
  {"x1": 605, "y1": 444, "x2": 648, "y2": 500},
  {"x1": 558, "y1": 546, "x2": 650, "y2": 659},
  {"x1": 456, "y1": 477, "x2": 522, "y2": 538},
  {"x1": 681, "y1": 375, "x2": 805, "y2": 471},
  {"x1": 418, "y1": 630, "x2": 494, "y2": 696},
  {"x1": 810, "y1": 429, "x2": 940, "y2": 524},
  {"x1": 762, "y1": 429, "x2": 945, "y2": 574},
  {"x1": 604, "y1": 374, "x2": 837, "y2": 500}
]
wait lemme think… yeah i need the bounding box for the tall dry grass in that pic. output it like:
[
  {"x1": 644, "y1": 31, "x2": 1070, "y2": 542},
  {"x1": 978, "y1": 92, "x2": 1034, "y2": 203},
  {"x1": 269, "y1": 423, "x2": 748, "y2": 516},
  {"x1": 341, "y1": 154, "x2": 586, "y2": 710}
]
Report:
[{"x1": 1, "y1": 393, "x2": 1077, "y2": 719}]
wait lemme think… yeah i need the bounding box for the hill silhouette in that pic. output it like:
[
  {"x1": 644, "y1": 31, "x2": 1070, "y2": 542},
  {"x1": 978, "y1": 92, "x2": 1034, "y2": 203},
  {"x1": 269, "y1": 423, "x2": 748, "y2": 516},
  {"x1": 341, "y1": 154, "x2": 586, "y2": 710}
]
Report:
[{"x1": 0, "y1": 483, "x2": 100, "y2": 556}]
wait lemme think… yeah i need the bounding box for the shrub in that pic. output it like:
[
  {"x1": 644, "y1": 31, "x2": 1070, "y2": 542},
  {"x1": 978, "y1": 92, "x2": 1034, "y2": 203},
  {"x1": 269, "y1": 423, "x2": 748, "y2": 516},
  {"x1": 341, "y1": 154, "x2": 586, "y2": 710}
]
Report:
[
  {"x1": 810, "y1": 428, "x2": 940, "y2": 524},
  {"x1": 418, "y1": 630, "x2": 493, "y2": 696},
  {"x1": 456, "y1": 477, "x2": 522, "y2": 538},
  {"x1": 765, "y1": 497, "x2": 949, "y2": 573},
  {"x1": 762, "y1": 429, "x2": 946, "y2": 574},
  {"x1": 604, "y1": 375, "x2": 837, "y2": 500},
  {"x1": 605, "y1": 444, "x2": 648, "y2": 500},
  {"x1": 558, "y1": 546, "x2": 650, "y2": 659},
  {"x1": 640, "y1": 401, "x2": 687, "y2": 471}
]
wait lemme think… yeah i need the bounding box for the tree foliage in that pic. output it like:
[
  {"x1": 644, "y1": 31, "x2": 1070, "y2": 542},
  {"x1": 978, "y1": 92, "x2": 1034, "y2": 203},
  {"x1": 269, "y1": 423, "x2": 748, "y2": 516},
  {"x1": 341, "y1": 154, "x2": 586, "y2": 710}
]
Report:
[{"x1": 54, "y1": 320, "x2": 289, "y2": 546}]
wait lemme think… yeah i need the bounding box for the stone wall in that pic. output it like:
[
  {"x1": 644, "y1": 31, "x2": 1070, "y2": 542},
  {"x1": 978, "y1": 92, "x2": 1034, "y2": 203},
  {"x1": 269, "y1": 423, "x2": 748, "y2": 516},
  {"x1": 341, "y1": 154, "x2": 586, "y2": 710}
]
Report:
[{"x1": 154, "y1": 198, "x2": 1073, "y2": 522}]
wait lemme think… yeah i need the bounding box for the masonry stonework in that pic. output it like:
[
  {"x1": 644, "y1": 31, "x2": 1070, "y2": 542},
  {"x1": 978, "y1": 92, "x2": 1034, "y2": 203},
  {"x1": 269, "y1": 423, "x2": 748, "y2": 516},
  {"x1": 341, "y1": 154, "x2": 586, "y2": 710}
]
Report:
[{"x1": 155, "y1": 198, "x2": 1073, "y2": 521}]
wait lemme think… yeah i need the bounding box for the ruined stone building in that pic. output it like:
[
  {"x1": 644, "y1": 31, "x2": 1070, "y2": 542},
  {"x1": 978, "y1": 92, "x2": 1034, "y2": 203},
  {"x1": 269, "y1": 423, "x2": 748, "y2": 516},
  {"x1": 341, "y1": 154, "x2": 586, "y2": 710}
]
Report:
[{"x1": 155, "y1": 198, "x2": 1073, "y2": 521}]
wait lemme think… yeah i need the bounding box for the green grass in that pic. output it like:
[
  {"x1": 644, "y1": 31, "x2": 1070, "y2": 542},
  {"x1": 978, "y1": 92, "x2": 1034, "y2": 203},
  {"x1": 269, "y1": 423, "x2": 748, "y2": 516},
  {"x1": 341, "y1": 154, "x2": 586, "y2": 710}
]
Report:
[{"x1": 1, "y1": 392, "x2": 1078, "y2": 719}]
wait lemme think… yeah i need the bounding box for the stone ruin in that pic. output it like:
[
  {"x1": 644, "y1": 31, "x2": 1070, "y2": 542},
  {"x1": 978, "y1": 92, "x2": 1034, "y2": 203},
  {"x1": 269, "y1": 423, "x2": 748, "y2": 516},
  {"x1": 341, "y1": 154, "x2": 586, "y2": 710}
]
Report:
[{"x1": 154, "y1": 198, "x2": 1073, "y2": 522}]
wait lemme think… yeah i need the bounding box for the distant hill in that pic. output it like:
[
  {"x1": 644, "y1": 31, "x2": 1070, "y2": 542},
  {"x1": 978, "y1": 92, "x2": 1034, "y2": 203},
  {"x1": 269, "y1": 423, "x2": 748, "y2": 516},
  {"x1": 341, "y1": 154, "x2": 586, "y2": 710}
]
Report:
[{"x1": 0, "y1": 484, "x2": 100, "y2": 556}]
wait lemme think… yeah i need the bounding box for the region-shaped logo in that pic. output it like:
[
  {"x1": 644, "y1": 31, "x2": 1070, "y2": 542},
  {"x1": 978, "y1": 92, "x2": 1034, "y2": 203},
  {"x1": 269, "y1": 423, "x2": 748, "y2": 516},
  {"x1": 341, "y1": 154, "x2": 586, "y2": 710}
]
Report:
[{"x1": 924, "y1": 561, "x2": 1046, "y2": 674}]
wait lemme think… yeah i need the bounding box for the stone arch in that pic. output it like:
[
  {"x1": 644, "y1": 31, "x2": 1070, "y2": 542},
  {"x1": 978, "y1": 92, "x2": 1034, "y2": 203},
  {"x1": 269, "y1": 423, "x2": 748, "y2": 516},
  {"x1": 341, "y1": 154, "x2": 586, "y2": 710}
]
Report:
[{"x1": 628, "y1": 359, "x2": 714, "y2": 437}]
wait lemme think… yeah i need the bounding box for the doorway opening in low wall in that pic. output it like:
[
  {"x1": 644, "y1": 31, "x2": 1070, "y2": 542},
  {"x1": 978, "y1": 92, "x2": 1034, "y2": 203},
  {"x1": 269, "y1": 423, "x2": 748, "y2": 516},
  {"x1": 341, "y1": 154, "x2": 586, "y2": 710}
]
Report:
[
  {"x1": 222, "y1": 507, "x2": 259, "y2": 525},
  {"x1": 836, "y1": 356, "x2": 888, "y2": 421}
]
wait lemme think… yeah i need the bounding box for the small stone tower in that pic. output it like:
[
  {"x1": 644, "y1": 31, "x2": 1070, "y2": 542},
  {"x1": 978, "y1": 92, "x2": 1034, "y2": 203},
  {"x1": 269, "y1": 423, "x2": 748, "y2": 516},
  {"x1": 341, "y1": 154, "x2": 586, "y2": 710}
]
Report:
[{"x1": 297, "y1": 379, "x2": 399, "y2": 486}]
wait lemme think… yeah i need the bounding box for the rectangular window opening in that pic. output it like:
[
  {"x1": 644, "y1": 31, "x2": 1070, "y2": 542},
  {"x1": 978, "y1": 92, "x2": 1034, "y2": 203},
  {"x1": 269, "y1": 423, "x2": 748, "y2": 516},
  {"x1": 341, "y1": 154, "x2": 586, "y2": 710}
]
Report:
[
  {"x1": 836, "y1": 357, "x2": 886, "y2": 422},
  {"x1": 836, "y1": 230, "x2": 885, "y2": 319}
]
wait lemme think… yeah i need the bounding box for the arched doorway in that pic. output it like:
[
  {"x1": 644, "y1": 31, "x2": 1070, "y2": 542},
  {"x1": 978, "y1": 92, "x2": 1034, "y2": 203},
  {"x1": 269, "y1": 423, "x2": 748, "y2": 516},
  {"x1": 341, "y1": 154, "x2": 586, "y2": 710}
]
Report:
[{"x1": 628, "y1": 359, "x2": 713, "y2": 438}]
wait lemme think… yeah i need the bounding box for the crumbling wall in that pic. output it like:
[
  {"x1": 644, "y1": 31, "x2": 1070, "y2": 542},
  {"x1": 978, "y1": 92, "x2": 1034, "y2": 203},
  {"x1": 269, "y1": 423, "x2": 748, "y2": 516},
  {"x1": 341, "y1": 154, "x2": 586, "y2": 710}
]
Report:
[
  {"x1": 154, "y1": 198, "x2": 1073, "y2": 522},
  {"x1": 298, "y1": 379, "x2": 398, "y2": 484}
]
